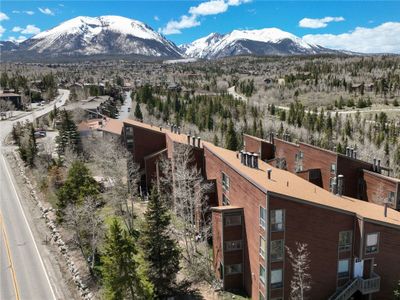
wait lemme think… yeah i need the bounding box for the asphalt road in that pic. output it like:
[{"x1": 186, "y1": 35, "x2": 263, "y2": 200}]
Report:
[
  {"x1": 0, "y1": 89, "x2": 69, "y2": 300},
  {"x1": 118, "y1": 90, "x2": 133, "y2": 120}
]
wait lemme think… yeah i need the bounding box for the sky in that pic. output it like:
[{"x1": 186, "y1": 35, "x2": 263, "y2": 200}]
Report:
[{"x1": 1, "y1": 1, "x2": 400, "y2": 53}]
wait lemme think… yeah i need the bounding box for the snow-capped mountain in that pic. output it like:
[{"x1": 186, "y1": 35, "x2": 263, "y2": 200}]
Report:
[
  {"x1": 179, "y1": 33, "x2": 224, "y2": 59},
  {"x1": 6, "y1": 16, "x2": 182, "y2": 59},
  {"x1": 181, "y1": 28, "x2": 333, "y2": 59}
]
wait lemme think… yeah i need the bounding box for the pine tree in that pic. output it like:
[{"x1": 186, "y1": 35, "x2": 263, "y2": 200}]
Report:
[
  {"x1": 102, "y1": 219, "x2": 153, "y2": 300},
  {"x1": 225, "y1": 119, "x2": 238, "y2": 151},
  {"x1": 55, "y1": 110, "x2": 81, "y2": 156},
  {"x1": 57, "y1": 161, "x2": 99, "y2": 218},
  {"x1": 141, "y1": 187, "x2": 180, "y2": 297},
  {"x1": 134, "y1": 102, "x2": 143, "y2": 121}
]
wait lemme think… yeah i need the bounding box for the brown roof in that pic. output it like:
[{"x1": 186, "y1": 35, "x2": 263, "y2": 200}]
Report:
[
  {"x1": 102, "y1": 118, "x2": 123, "y2": 135},
  {"x1": 203, "y1": 142, "x2": 400, "y2": 228}
]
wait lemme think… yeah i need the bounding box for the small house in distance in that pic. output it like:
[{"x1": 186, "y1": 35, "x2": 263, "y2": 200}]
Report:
[{"x1": 0, "y1": 90, "x2": 22, "y2": 110}]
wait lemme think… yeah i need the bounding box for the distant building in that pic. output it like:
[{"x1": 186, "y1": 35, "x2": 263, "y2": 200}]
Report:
[{"x1": 0, "y1": 91, "x2": 22, "y2": 110}]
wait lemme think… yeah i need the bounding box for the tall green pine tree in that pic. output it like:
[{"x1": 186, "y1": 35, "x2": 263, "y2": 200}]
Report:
[
  {"x1": 225, "y1": 119, "x2": 239, "y2": 151},
  {"x1": 141, "y1": 187, "x2": 180, "y2": 297}
]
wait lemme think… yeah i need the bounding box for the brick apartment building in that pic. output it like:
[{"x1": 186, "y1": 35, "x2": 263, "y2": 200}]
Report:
[
  {"x1": 117, "y1": 118, "x2": 400, "y2": 300},
  {"x1": 243, "y1": 134, "x2": 400, "y2": 211}
]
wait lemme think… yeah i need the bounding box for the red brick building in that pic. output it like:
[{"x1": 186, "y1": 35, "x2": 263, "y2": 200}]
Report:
[
  {"x1": 120, "y1": 119, "x2": 400, "y2": 299},
  {"x1": 243, "y1": 134, "x2": 400, "y2": 210}
]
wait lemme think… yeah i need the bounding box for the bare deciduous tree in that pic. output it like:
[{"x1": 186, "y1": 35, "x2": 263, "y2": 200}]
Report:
[
  {"x1": 286, "y1": 242, "x2": 312, "y2": 300},
  {"x1": 65, "y1": 196, "x2": 104, "y2": 275},
  {"x1": 159, "y1": 144, "x2": 214, "y2": 282}
]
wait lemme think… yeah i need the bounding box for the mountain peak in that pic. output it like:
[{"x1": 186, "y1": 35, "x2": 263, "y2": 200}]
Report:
[
  {"x1": 21, "y1": 15, "x2": 181, "y2": 58},
  {"x1": 181, "y1": 27, "x2": 326, "y2": 59}
]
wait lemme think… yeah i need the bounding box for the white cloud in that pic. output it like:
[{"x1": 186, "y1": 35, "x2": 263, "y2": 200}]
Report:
[
  {"x1": 161, "y1": 15, "x2": 200, "y2": 35},
  {"x1": 0, "y1": 12, "x2": 9, "y2": 21},
  {"x1": 8, "y1": 35, "x2": 27, "y2": 43},
  {"x1": 21, "y1": 24, "x2": 41, "y2": 35},
  {"x1": 12, "y1": 10, "x2": 34, "y2": 15},
  {"x1": 0, "y1": 25, "x2": 5, "y2": 37},
  {"x1": 11, "y1": 24, "x2": 40, "y2": 35},
  {"x1": 161, "y1": 0, "x2": 250, "y2": 35},
  {"x1": 303, "y1": 22, "x2": 400, "y2": 54},
  {"x1": 38, "y1": 7, "x2": 54, "y2": 16},
  {"x1": 154, "y1": 15, "x2": 159, "y2": 21},
  {"x1": 299, "y1": 16, "x2": 345, "y2": 29},
  {"x1": 189, "y1": 0, "x2": 228, "y2": 16}
]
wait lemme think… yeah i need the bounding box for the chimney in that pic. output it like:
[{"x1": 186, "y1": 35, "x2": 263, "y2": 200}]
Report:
[
  {"x1": 346, "y1": 147, "x2": 350, "y2": 157},
  {"x1": 239, "y1": 150, "x2": 244, "y2": 164},
  {"x1": 170, "y1": 124, "x2": 174, "y2": 132},
  {"x1": 159, "y1": 126, "x2": 162, "y2": 131},
  {"x1": 337, "y1": 175, "x2": 344, "y2": 196},
  {"x1": 384, "y1": 200, "x2": 389, "y2": 217},
  {"x1": 353, "y1": 150, "x2": 357, "y2": 160},
  {"x1": 373, "y1": 158, "x2": 377, "y2": 171},
  {"x1": 377, "y1": 159, "x2": 381, "y2": 173},
  {"x1": 187, "y1": 134, "x2": 191, "y2": 145},
  {"x1": 177, "y1": 126, "x2": 181, "y2": 134},
  {"x1": 247, "y1": 152, "x2": 252, "y2": 167},
  {"x1": 192, "y1": 136, "x2": 196, "y2": 146},
  {"x1": 197, "y1": 137, "x2": 201, "y2": 148},
  {"x1": 253, "y1": 153, "x2": 259, "y2": 169},
  {"x1": 350, "y1": 148, "x2": 354, "y2": 158},
  {"x1": 331, "y1": 178, "x2": 337, "y2": 195},
  {"x1": 242, "y1": 152, "x2": 248, "y2": 166},
  {"x1": 267, "y1": 169, "x2": 272, "y2": 180}
]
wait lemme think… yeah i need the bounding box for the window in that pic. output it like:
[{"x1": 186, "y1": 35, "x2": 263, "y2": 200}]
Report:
[
  {"x1": 225, "y1": 264, "x2": 242, "y2": 275},
  {"x1": 331, "y1": 163, "x2": 337, "y2": 174},
  {"x1": 271, "y1": 240, "x2": 284, "y2": 261},
  {"x1": 388, "y1": 191, "x2": 395, "y2": 203},
  {"x1": 338, "y1": 259, "x2": 350, "y2": 278},
  {"x1": 271, "y1": 209, "x2": 284, "y2": 232},
  {"x1": 259, "y1": 206, "x2": 266, "y2": 229},
  {"x1": 222, "y1": 172, "x2": 230, "y2": 191},
  {"x1": 224, "y1": 214, "x2": 241, "y2": 226},
  {"x1": 338, "y1": 231, "x2": 352, "y2": 252},
  {"x1": 222, "y1": 194, "x2": 230, "y2": 206},
  {"x1": 271, "y1": 269, "x2": 283, "y2": 289},
  {"x1": 259, "y1": 265, "x2": 266, "y2": 285},
  {"x1": 365, "y1": 233, "x2": 379, "y2": 254},
  {"x1": 259, "y1": 236, "x2": 266, "y2": 258},
  {"x1": 225, "y1": 240, "x2": 242, "y2": 252}
]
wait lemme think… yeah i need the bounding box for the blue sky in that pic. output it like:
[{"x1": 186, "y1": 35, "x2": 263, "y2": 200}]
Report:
[{"x1": 1, "y1": 1, "x2": 400, "y2": 53}]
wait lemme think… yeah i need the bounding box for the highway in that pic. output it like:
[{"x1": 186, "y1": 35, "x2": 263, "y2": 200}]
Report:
[{"x1": 0, "y1": 89, "x2": 69, "y2": 300}]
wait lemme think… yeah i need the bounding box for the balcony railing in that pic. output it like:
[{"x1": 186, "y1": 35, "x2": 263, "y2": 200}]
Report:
[
  {"x1": 329, "y1": 273, "x2": 380, "y2": 300},
  {"x1": 359, "y1": 272, "x2": 380, "y2": 295}
]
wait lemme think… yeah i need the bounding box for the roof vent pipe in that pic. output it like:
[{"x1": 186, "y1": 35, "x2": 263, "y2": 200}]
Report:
[
  {"x1": 170, "y1": 124, "x2": 174, "y2": 133},
  {"x1": 350, "y1": 148, "x2": 354, "y2": 158},
  {"x1": 192, "y1": 136, "x2": 196, "y2": 146},
  {"x1": 373, "y1": 158, "x2": 377, "y2": 171},
  {"x1": 267, "y1": 169, "x2": 272, "y2": 180},
  {"x1": 377, "y1": 159, "x2": 381, "y2": 173},
  {"x1": 187, "y1": 134, "x2": 191, "y2": 145},
  {"x1": 178, "y1": 126, "x2": 181, "y2": 134},
  {"x1": 353, "y1": 150, "x2": 357, "y2": 160},
  {"x1": 197, "y1": 137, "x2": 201, "y2": 148},
  {"x1": 337, "y1": 174, "x2": 344, "y2": 196},
  {"x1": 346, "y1": 147, "x2": 350, "y2": 157},
  {"x1": 384, "y1": 200, "x2": 389, "y2": 217},
  {"x1": 253, "y1": 153, "x2": 259, "y2": 169}
]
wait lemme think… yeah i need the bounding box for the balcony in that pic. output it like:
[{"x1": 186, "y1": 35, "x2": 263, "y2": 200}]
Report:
[
  {"x1": 359, "y1": 272, "x2": 380, "y2": 295},
  {"x1": 329, "y1": 273, "x2": 380, "y2": 300}
]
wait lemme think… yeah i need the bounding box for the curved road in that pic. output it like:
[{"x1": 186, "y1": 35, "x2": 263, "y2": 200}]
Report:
[{"x1": 1, "y1": 89, "x2": 69, "y2": 300}]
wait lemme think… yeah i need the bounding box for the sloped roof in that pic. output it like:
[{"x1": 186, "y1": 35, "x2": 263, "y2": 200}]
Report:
[{"x1": 203, "y1": 142, "x2": 400, "y2": 228}]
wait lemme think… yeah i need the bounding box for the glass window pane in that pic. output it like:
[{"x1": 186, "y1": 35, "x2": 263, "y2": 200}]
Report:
[
  {"x1": 271, "y1": 269, "x2": 282, "y2": 284},
  {"x1": 260, "y1": 265, "x2": 266, "y2": 284},
  {"x1": 367, "y1": 233, "x2": 378, "y2": 246},
  {"x1": 271, "y1": 240, "x2": 284, "y2": 261},
  {"x1": 260, "y1": 236, "x2": 266, "y2": 258}
]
